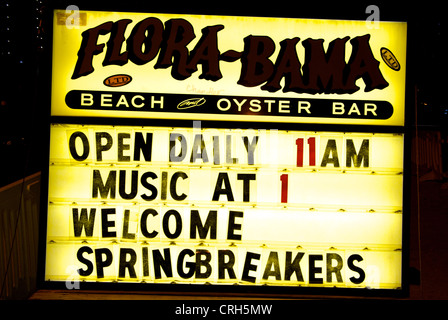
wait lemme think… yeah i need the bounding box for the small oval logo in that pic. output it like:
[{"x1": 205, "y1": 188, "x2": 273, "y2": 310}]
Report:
[
  {"x1": 177, "y1": 97, "x2": 206, "y2": 110},
  {"x1": 104, "y1": 74, "x2": 132, "y2": 87},
  {"x1": 380, "y1": 47, "x2": 400, "y2": 71}
]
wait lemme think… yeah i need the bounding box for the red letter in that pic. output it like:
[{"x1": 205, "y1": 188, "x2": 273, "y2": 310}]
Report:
[
  {"x1": 296, "y1": 138, "x2": 304, "y2": 167},
  {"x1": 280, "y1": 174, "x2": 288, "y2": 203},
  {"x1": 308, "y1": 137, "x2": 316, "y2": 166}
]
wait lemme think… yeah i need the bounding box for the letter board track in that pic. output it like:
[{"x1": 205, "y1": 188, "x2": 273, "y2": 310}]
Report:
[{"x1": 42, "y1": 10, "x2": 408, "y2": 294}]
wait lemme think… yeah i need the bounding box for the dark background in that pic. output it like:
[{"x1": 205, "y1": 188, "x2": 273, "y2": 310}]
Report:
[{"x1": 1, "y1": 0, "x2": 447, "y2": 300}]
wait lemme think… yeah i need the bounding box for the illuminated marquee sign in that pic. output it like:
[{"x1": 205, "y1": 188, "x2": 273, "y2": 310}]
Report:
[
  {"x1": 51, "y1": 10, "x2": 407, "y2": 126},
  {"x1": 43, "y1": 9, "x2": 407, "y2": 293}
]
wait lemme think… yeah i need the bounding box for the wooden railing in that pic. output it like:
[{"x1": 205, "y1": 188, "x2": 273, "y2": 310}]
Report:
[{"x1": 0, "y1": 172, "x2": 41, "y2": 299}]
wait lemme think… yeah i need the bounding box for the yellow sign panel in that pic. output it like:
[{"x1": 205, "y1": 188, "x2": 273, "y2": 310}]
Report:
[
  {"x1": 51, "y1": 10, "x2": 407, "y2": 126},
  {"x1": 45, "y1": 124, "x2": 403, "y2": 289},
  {"x1": 45, "y1": 10, "x2": 407, "y2": 292}
]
